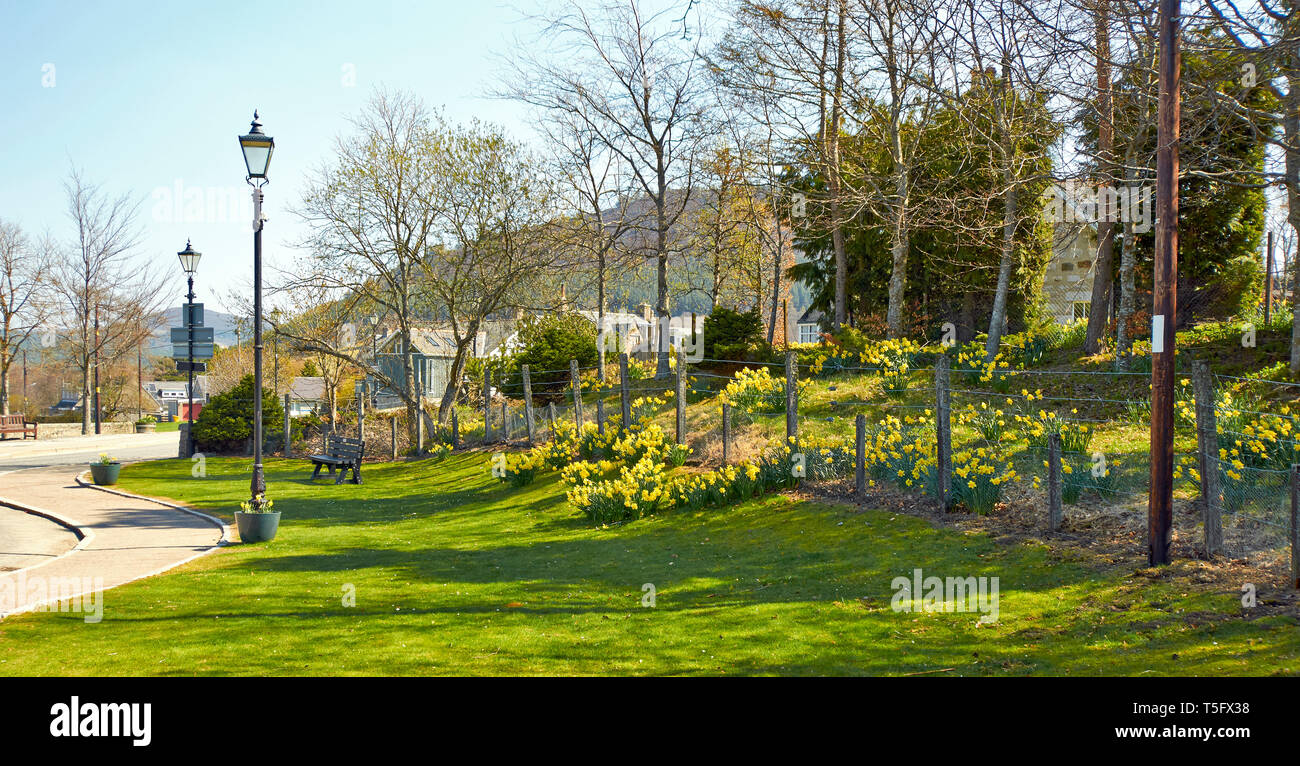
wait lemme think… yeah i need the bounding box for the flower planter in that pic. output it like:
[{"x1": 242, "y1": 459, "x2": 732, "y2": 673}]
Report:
[
  {"x1": 135, "y1": 423, "x2": 156, "y2": 433},
  {"x1": 235, "y1": 511, "x2": 281, "y2": 543},
  {"x1": 89, "y1": 462, "x2": 122, "y2": 485}
]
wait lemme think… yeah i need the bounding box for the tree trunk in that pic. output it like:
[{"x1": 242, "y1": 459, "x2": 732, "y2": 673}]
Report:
[
  {"x1": 1287, "y1": 85, "x2": 1300, "y2": 373},
  {"x1": 1085, "y1": 0, "x2": 1115, "y2": 354},
  {"x1": 767, "y1": 231, "x2": 783, "y2": 344},
  {"x1": 1115, "y1": 143, "x2": 1140, "y2": 367},
  {"x1": 985, "y1": 170, "x2": 1019, "y2": 359},
  {"x1": 829, "y1": 0, "x2": 848, "y2": 331},
  {"x1": 81, "y1": 351, "x2": 91, "y2": 434}
]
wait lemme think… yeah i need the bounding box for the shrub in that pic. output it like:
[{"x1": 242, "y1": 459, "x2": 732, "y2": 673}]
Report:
[
  {"x1": 506, "y1": 313, "x2": 599, "y2": 396},
  {"x1": 701, "y1": 306, "x2": 764, "y2": 362},
  {"x1": 192, "y1": 375, "x2": 285, "y2": 453}
]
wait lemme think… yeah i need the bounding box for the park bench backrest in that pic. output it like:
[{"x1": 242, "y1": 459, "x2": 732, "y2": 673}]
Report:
[
  {"x1": 0, "y1": 414, "x2": 23, "y2": 426},
  {"x1": 327, "y1": 435, "x2": 363, "y2": 461}
]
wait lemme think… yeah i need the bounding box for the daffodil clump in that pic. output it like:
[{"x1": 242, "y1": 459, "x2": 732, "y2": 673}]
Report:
[
  {"x1": 560, "y1": 458, "x2": 621, "y2": 488},
  {"x1": 720, "y1": 366, "x2": 806, "y2": 414},
  {"x1": 567, "y1": 455, "x2": 669, "y2": 524},
  {"x1": 668, "y1": 462, "x2": 763, "y2": 511},
  {"x1": 574, "y1": 421, "x2": 619, "y2": 460},
  {"x1": 957, "y1": 401, "x2": 1009, "y2": 443},
  {"x1": 1212, "y1": 395, "x2": 1299, "y2": 511},
  {"x1": 612, "y1": 422, "x2": 674, "y2": 466},
  {"x1": 498, "y1": 451, "x2": 542, "y2": 487},
  {"x1": 630, "y1": 392, "x2": 670, "y2": 425},
  {"x1": 867, "y1": 338, "x2": 921, "y2": 396},
  {"x1": 1214, "y1": 393, "x2": 1298, "y2": 471},
  {"x1": 864, "y1": 415, "x2": 939, "y2": 495},
  {"x1": 954, "y1": 341, "x2": 1016, "y2": 391},
  {"x1": 951, "y1": 448, "x2": 1017, "y2": 514},
  {"x1": 1059, "y1": 454, "x2": 1120, "y2": 503},
  {"x1": 795, "y1": 434, "x2": 856, "y2": 480},
  {"x1": 1015, "y1": 404, "x2": 1093, "y2": 455}
]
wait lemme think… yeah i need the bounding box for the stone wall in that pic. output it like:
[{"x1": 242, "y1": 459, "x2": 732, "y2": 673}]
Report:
[{"x1": 30, "y1": 422, "x2": 136, "y2": 440}]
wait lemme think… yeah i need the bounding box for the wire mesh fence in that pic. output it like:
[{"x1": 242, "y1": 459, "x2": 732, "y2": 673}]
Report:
[{"x1": 190, "y1": 343, "x2": 1298, "y2": 581}]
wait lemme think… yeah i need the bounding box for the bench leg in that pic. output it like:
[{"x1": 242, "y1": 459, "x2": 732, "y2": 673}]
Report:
[
  {"x1": 335, "y1": 466, "x2": 346, "y2": 485},
  {"x1": 311, "y1": 463, "x2": 322, "y2": 480},
  {"x1": 354, "y1": 463, "x2": 362, "y2": 485}
]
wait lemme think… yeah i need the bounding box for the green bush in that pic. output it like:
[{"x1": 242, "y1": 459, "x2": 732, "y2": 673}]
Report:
[
  {"x1": 702, "y1": 307, "x2": 764, "y2": 362},
  {"x1": 504, "y1": 313, "x2": 599, "y2": 396},
  {"x1": 192, "y1": 375, "x2": 286, "y2": 453}
]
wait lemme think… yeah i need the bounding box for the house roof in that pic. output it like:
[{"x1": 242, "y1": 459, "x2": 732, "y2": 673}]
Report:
[
  {"x1": 797, "y1": 307, "x2": 825, "y2": 325},
  {"x1": 377, "y1": 325, "x2": 478, "y2": 358},
  {"x1": 288, "y1": 376, "x2": 326, "y2": 401}
]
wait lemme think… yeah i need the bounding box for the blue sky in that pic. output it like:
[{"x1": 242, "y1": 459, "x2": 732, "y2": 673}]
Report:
[{"x1": 0, "y1": 0, "x2": 543, "y2": 314}]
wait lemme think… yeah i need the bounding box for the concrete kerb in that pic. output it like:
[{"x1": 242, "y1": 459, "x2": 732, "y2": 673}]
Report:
[{"x1": 0, "y1": 496, "x2": 96, "y2": 576}]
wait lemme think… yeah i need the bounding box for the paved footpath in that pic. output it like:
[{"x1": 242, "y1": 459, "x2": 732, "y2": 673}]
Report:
[{"x1": 0, "y1": 464, "x2": 226, "y2": 618}]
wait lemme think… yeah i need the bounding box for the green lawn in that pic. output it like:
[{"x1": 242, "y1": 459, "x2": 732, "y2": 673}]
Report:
[{"x1": 0, "y1": 453, "x2": 1295, "y2": 676}]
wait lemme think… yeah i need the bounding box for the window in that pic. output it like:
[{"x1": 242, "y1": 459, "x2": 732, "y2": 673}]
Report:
[
  {"x1": 1077, "y1": 260, "x2": 1092, "y2": 269},
  {"x1": 1060, "y1": 262, "x2": 1074, "y2": 272},
  {"x1": 1072, "y1": 301, "x2": 1091, "y2": 321},
  {"x1": 798, "y1": 324, "x2": 820, "y2": 344}
]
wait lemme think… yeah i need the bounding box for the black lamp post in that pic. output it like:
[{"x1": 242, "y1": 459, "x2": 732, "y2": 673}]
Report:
[
  {"x1": 239, "y1": 111, "x2": 274, "y2": 502},
  {"x1": 177, "y1": 240, "x2": 201, "y2": 457}
]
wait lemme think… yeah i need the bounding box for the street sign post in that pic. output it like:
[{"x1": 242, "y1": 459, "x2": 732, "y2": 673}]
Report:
[{"x1": 170, "y1": 326, "x2": 215, "y2": 344}]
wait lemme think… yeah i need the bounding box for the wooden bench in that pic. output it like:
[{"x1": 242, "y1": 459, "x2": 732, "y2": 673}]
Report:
[
  {"x1": 0, "y1": 414, "x2": 37, "y2": 440},
  {"x1": 308, "y1": 434, "x2": 363, "y2": 485}
]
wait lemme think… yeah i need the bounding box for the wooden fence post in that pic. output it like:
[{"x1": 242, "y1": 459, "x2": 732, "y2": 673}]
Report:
[
  {"x1": 619, "y1": 353, "x2": 631, "y2": 430},
  {"x1": 522, "y1": 364, "x2": 535, "y2": 446},
  {"x1": 1292, "y1": 465, "x2": 1299, "y2": 589},
  {"x1": 390, "y1": 416, "x2": 397, "y2": 460},
  {"x1": 596, "y1": 398, "x2": 606, "y2": 435},
  {"x1": 483, "y1": 370, "x2": 492, "y2": 443},
  {"x1": 935, "y1": 355, "x2": 952, "y2": 510},
  {"x1": 501, "y1": 400, "x2": 508, "y2": 442},
  {"x1": 283, "y1": 393, "x2": 291, "y2": 457},
  {"x1": 1192, "y1": 360, "x2": 1224, "y2": 556},
  {"x1": 675, "y1": 350, "x2": 686, "y2": 445},
  {"x1": 570, "y1": 359, "x2": 584, "y2": 428},
  {"x1": 855, "y1": 414, "x2": 866, "y2": 495},
  {"x1": 1048, "y1": 432, "x2": 1063, "y2": 532},
  {"x1": 451, "y1": 408, "x2": 459, "y2": 449},
  {"x1": 785, "y1": 351, "x2": 797, "y2": 442},
  {"x1": 547, "y1": 401, "x2": 557, "y2": 440},
  {"x1": 721, "y1": 402, "x2": 731, "y2": 465}
]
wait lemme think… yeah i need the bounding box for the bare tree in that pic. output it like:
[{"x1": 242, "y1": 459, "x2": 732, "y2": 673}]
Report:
[
  {"x1": 286, "y1": 91, "x2": 442, "y2": 443},
  {"x1": 0, "y1": 221, "x2": 53, "y2": 415},
  {"x1": 504, "y1": 0, "x2": 712, "y2": 376},
  {"x1": 50, "y1": 169, "x2": 164, "y2": 433}
]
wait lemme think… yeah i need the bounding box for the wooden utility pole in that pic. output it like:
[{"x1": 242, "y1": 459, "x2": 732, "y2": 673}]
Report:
[{"x1": 1148, "y1": 0, "x2": 1181, "y2": 567}]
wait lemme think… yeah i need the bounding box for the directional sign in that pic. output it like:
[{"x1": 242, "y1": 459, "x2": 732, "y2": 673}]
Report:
[
  {"x1": 175, "y1": 361, "x2": 207, "y2": 373},
  {"x1": 173, "y1": 343, "x2": 215, "y2": 360},
  {"x1": 170, "y1": 326, "x2": 215, "y2": 344},
  {"x1": 184, "y1": 303, "x2": 204, "y2": 327}
]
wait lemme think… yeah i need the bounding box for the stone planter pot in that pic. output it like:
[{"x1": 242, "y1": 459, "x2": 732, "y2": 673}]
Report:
[
  {"x1": 89, "y1": 462, "x2": 122, "y2": 485},
  {"x1": 235, "y1": 511, "x2": 281, "y2": 543},
  {"x1": 135, "y1": 423, "x2": 156, "y2": 433}
]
